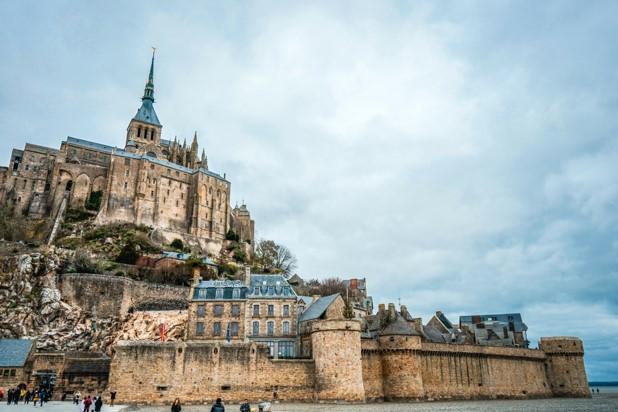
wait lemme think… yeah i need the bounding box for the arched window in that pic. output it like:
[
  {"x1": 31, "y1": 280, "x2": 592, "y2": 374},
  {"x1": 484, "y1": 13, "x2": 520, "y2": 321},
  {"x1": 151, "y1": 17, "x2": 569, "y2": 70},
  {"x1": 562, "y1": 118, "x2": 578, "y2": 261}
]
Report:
[
  {"x1": 150, "y1": 129, "x2": 154, "y2": 141},
  {"x1": 282, "y1": 321, "x2": 290, "y2": 335},
  {"x1": 252, "y1": 321, "x2": 259, "y2": 336},
  {"x1": 65, "y1": 180, "x2": 73, "y2": 191},
  {"x1": 137, "y1": 126, "x2": 142, "y2": 138}
]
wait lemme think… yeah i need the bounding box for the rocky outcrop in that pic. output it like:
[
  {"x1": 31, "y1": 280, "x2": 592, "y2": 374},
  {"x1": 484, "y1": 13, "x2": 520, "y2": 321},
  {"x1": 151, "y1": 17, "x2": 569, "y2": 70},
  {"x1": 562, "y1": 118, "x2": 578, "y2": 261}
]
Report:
[{"x1": 0, "y1": 245, "x2": 188, "y2": 354}]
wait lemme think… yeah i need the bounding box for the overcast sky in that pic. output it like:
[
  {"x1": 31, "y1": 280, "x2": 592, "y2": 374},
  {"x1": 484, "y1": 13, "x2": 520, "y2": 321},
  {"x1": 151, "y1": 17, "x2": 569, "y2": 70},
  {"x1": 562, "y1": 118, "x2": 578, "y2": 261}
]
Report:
[{"x1": 1, "y1": 1, "x2": 617, "y2": 381}]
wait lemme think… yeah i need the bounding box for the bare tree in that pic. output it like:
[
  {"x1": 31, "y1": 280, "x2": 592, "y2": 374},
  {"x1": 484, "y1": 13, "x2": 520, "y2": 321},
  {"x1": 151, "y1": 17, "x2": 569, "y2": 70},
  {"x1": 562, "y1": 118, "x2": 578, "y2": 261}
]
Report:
[{"x1": 253, "y1": 239, "x2": 298, "y2": 276}]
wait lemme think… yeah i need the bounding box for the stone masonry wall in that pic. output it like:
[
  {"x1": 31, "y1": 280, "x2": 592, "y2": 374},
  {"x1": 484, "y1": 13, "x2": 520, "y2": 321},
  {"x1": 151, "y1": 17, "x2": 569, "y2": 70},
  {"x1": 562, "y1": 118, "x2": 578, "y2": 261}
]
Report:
[
  {"x1": 59, "y1": 274, "x2": 188, "y2": 318},
  {"x1": 310, "y1": 320, "x2": 365, "y2": 402},
  {"x1": 108, "y1": 341, "x2": 315, "y2": 404},
  {"x1": 539, "y1": 337, "x2": 589, "y2": 397},
  {"x1": 360, "y1": 339, "x2": 576, "y2": 401}
]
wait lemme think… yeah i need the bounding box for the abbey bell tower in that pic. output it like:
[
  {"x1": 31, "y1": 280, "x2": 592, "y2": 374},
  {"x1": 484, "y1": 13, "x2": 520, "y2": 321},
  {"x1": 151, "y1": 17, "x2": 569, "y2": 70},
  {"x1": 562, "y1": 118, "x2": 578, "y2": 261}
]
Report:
[{"x1": 125, "y1": 49, "x2": 163, "y2": 157}]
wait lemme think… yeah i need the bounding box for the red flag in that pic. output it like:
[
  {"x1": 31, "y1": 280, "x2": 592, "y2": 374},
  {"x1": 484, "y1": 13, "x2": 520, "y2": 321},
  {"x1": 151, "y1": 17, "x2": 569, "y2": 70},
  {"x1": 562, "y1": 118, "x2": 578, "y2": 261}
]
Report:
[{"x1": 159, "y1": 322, "x2": 167, "y2": 342}]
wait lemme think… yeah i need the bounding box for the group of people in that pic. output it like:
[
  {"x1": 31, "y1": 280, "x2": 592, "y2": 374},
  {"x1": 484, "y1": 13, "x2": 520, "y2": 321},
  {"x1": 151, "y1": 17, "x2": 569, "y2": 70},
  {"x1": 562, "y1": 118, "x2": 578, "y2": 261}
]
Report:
[
  {"x1": 72, "y1": 391, "x2": 104, "y2": 412},
  {"x1": 4, "y1": 386, "x2": 50, "y2": 406},
  {"x1": 171, "y1": 397, "x2": 272, "y2": 412}
]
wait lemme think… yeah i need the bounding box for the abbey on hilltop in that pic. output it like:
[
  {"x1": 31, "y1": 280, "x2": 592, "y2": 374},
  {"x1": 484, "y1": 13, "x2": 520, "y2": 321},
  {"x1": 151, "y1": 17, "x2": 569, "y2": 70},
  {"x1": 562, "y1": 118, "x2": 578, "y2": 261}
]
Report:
[{"x1": 0, "y1": 52, "x2": 254, "y2": 252}]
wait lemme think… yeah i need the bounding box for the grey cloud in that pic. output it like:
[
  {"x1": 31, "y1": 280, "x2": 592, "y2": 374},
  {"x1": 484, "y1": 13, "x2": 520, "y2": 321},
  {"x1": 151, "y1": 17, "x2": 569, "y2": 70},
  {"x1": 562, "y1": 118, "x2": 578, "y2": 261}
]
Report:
[{"x1": 1, "y1": 0, "x2": 616, "y2": 380}]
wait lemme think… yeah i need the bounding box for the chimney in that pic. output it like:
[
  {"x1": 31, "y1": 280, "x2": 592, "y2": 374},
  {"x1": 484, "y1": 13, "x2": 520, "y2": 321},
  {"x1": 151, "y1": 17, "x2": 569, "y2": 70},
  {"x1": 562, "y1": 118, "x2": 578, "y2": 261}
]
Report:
[
  {"x1": 400, "y1": 304, "x2": 410, "y2": 320},
  {"x1": 244, "y1": 265, "x2": 251, "y2": 286},
  {"x1": 388, "y1": 303, "x2": 397, "y2": 322}
]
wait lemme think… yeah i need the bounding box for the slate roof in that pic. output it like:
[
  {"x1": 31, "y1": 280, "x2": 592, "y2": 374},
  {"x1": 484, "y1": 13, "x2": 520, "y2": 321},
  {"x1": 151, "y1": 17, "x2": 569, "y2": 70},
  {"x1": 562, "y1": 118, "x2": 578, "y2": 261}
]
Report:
[
  {"x1": 248, "y1": 274, "x2": 296, "y2": 299},
  {"x1": 64, "y1": 136, "x2": 228, "y2": 181},
  {"x1": 297, "y1": 295, "x2": 314, "y2": 305},
  {"x1": 299, "y1": 294, "x2": 340, "y2": 322},
  {"x1": 0, "y1": 339, "x2": 34, "y2": 367},
  {"x1": 133, "y1": 99, "x2": 161, "y2": 126},
  {"x1": 381, "y1": 314, "x2": 422, "y2": 336},
  {"x1": 193, "y1": 279, "x2": 248, "y2": 300}
]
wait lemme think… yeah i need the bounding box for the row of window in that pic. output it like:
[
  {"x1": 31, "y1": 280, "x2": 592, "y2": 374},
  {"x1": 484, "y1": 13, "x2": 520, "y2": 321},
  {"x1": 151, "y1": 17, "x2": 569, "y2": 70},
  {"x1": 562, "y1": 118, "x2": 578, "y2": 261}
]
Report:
[
  {"x1": 195, "y1": 303, "x2": 292, "y2": 317},
  {"x1": 0, "y1": 369, "x2": 17, "y2": 377},
  {"x1": 252, "y1": 320, "x2": 291, "y2": 336},
  {"x1": 262, "y1": 341, "x2": 295, "y2": 358},
  {"x1": 196, "y1": 321, "x2": 239, "y2": 337},
  {"x1": 197, "y1": 304, "x2": 242, "y2": 317},
  {"x1": 253, "y1": 304, "x2": 290, "y2": 317},
  {"x1": 194, "y1": 320, "x2": 292, "y2": 337},
  {"x1": 136, "y1": 126, "x2": 157, "y2": 141}
]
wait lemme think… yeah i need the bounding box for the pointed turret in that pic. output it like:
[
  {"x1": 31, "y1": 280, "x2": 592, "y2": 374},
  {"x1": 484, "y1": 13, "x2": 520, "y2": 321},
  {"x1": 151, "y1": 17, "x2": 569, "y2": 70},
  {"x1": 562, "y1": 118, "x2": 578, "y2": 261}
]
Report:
[
  {"x1": 190, "y1": 132, "x2": 199, "y2": 169},
  {"x1": 132, "y1": 49, "x2": 161, "y2": 126},
  {"x1": 170, "y1": 136, "x2": 178, "y2": 162},
  {"x1": 200, "y1": 148, "x2": 208, "y2": 170},
  {"x1": 126, "y1": 49, "x2": 162, "y2": 148},
  {"x1": 143, "y1": 49, "x2": 155, "y2": 102}
]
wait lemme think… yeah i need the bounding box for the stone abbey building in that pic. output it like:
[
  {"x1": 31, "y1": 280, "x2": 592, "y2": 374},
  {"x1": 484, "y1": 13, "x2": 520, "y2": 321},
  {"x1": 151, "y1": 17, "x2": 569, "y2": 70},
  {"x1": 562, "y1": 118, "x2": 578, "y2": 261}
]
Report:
[{"x1": 0, "y1": 52, "x2": 254, "y2": 252}]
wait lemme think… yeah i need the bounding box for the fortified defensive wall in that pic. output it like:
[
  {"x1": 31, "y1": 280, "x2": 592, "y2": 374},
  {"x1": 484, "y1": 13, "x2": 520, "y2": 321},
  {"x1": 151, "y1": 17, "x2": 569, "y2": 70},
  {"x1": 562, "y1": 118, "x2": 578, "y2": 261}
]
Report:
[{"x1": 108, "y1": 318, "x2": 588, "y2": 404}]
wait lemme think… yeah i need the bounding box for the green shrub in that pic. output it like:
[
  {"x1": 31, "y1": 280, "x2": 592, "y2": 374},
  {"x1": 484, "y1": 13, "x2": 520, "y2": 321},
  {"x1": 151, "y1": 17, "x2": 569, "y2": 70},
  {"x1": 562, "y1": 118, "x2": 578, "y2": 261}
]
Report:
[
  {"x1": 232, "y1": 247, "x2": 246, "y2": 263},
  {"x1": 170, "y1": 238, "x2": 184, "y2": 250},
  {"x1": 64, "y1": 208, "x2": 93, "y2": 223},
  {"x1": 116, "y1": 240, "x2": 139, "y2": 265}
]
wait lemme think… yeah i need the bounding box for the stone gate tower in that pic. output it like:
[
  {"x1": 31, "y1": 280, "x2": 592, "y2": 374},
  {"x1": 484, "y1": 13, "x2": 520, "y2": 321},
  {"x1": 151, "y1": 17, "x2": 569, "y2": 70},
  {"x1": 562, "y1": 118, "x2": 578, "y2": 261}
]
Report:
[{"x1": 539, "y1": 337, "x2": 590, "y2": 397}]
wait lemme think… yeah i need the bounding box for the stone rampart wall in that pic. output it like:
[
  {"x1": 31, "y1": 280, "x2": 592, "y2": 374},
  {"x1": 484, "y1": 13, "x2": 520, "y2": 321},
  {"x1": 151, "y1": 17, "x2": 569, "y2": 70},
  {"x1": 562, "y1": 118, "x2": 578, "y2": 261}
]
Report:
[
  {"x1": 59, "y1": 273, "x2": 188, "y2": 318},
  {"x1": 360, "y1": 340, "x2": 576, "y2": 401},
  {"x1": 108, "y1": 341, "x2": 315, "y2": 404}
]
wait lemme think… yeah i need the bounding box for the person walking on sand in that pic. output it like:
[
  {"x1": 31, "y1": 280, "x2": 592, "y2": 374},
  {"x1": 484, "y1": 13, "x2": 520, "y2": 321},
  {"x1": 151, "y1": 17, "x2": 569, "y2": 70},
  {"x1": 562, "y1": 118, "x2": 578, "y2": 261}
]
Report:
[
  {"x1": 211, "y1": 397, "x2": 225, "y2": 412},
  {"x1": 94, "y1": 395, "x2": 103, "y2": 412},
  {"x1": 171, "y1": 397, "x2": 182, "y2": 412},
  {"x1": 84, "y1": 395, "x2": 93, "y2": 412},
  {"x1": 240, "y1": 399, "x2": 251, "y2": 412},
  {"x1": 38, "y1": 388, "x2": 45, "y2": 407}
]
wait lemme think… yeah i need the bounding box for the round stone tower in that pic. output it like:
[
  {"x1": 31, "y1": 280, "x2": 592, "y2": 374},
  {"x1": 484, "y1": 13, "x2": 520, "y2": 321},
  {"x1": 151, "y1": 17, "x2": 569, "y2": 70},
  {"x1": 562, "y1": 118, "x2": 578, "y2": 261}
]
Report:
[
  {"x1": 309, "y1": 319, "x2": 365, "y2": 402},
  {"x1": 539, "y1": 337, "x2": 590, "y2": 397},
  {"x1": 378, "y1": 309, "x2": 424, "y2": 400}
]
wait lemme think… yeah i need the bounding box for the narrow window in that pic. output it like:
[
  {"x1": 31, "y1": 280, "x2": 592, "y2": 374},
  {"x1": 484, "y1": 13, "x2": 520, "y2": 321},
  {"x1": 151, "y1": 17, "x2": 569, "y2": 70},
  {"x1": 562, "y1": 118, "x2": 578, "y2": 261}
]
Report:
[
  {"x1": 197, "y1": 304, "x2": 205, "y2": 317},
  {"x1": 215, "y1": 288, "x2": 224, "y2": 299},
  {"x1": 267, "y1": 321, "x2": 274, "y2": 336},
  {"x1": 214, "y1": 304, "x2": 223, "y2": 317},
  {"x1": 137, "y1": 126, "x2": 141, "y2": 137},
  {"x1": 253, "y1": 305, "x2": 260, "y2": 317},
  {"x1": 232, "y1": 288, "x2": 240, "y2": 299},
  {"x1": 231, "y1": 304, "x2": 240, "y2": 316},
  {"x1": 252, "y1": 321, "x2": 259, "y2": 336},
  {"x1": 283, "y1": 305, "x2": 290, "y2": 317},
  {"x1": 124, "y1": 182, "x2": 128, "y2": 190},
  {"x1": 196, "y1": 322, "x2": 204, "y2": 336},
  {"x1": 213, "y1": 322, "x2": 221, "y2": 336},
  {"x1": 231, "y1": 322, "x2": 239, "y2": 336},
  {"x1": 268, "y1": 304, "x2": 274, "y2": 316},
  {"x1": 283, "y1": 321, "x2": 290, "y2": 335}
]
